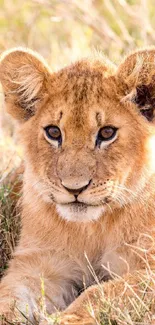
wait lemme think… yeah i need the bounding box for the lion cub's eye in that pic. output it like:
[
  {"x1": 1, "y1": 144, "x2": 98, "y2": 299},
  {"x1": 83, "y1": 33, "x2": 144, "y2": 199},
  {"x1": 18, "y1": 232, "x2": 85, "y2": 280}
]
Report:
[
  {"x1": 96, "y1": 126, "x2": 117, "y2": 147},
  {"x1": 44, "y1": 125, "x2": 62, "y2": 145}
]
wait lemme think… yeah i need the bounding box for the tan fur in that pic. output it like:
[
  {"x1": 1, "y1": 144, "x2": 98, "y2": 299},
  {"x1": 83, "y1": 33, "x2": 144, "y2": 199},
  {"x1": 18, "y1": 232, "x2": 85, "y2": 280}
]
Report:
[{"x1": 0, "y1": 47, "x2": 155, "y2": 324}]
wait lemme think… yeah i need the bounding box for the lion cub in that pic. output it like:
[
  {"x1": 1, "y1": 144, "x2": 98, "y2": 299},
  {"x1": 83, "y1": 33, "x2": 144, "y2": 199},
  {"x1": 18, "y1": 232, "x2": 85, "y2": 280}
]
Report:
[{"x1": 0, "y1": 47, "x2": 155, "y2": 324}]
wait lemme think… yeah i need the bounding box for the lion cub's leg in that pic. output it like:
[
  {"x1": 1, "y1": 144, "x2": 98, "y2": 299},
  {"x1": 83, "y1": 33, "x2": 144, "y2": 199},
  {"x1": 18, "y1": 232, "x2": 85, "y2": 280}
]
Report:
[
  {"x1": 58, "y1": 241, "x2": 155, "y2": 324},
  {"x1": 0, "y1": 251, "x2": 78, "y2": 324}
]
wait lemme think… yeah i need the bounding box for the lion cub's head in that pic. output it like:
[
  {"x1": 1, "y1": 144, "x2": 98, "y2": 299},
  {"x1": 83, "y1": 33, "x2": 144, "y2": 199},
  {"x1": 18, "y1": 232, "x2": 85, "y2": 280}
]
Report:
[{"x1": 1, "y1": 48, "x2": 155, "y2": 222}]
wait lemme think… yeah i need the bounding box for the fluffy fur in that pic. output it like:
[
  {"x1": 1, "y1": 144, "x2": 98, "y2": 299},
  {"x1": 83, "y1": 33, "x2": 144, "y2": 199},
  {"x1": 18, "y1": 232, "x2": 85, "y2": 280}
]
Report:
[{"x1": 0, "y1": 47, "x2": 155, "y2": 324}]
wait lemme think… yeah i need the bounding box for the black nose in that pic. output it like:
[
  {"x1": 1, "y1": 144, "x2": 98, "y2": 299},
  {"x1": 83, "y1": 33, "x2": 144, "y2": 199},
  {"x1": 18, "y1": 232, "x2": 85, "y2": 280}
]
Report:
[{"x1": 63, "y1": 181, "x2": 91, "y2": 197}]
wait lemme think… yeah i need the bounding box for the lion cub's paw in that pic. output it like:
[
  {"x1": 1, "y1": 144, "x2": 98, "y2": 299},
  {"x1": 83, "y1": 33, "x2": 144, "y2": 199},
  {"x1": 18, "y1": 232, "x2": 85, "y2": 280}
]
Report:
[
  {"x1": 39, "y1": 312, "x2": 96, "y2": 325},
  {"x1": 57, "y1": 313, "x2": 96, "y2": 325}
]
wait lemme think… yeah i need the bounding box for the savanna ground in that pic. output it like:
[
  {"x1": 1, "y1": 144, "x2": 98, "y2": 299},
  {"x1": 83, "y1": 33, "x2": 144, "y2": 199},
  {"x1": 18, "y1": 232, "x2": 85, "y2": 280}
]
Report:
[{"x1": 0, "y1": 1, "x2": 155, "y2": 324}]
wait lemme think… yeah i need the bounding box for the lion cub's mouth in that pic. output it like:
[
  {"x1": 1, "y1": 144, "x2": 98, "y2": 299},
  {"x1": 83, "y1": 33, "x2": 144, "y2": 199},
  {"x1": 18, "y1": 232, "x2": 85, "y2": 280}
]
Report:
[
  {"x1": 56, "y1": 200, "x2": 104, "y2": 222},
  {"x1": 68, "y1": 201, "x2": 88, "y2": 212}
]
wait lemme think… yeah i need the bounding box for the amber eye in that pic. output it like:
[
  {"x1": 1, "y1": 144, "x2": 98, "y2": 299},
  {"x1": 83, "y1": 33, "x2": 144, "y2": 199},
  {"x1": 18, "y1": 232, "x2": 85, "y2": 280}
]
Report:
[
  {"x1": 44, "y1": 125, "x2": 62, "y2": 144},
  {"x1": 96, "y1": 126, "x2": 117, "y2": 146}
]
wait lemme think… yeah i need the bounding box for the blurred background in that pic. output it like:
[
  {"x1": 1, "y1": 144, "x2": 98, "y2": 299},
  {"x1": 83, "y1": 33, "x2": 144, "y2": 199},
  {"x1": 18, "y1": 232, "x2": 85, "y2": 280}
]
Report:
[{"x1": 1, "y1": 0, "x2": 155, "y2": 171}]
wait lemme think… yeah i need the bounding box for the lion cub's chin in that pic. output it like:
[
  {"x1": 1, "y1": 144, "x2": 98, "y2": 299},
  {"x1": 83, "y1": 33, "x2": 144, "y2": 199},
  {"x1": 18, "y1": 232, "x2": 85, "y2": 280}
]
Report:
[{"x1": 56, "y1": 203, "x2": 104, "y2": 222}]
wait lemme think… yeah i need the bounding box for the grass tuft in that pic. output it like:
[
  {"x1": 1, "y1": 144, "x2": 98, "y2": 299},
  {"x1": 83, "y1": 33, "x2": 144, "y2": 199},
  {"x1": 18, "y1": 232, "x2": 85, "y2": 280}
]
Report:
[{"x1": 0, "y1": 174, "x2": 21, "y2": 278}]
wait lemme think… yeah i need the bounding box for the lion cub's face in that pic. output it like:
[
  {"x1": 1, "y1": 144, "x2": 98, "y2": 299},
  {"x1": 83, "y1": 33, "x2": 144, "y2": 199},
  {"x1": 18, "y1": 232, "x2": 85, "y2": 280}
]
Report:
[
  {"x1": 19, "y1": 64, "x2": 152, "y2": 222},
  {"x1": 1, "y1": 48, "x2": 155, "y2": 222}
]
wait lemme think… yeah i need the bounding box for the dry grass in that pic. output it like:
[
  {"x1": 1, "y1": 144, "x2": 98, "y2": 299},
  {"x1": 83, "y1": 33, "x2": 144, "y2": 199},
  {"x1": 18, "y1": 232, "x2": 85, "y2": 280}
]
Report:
[
  {"x1": 97, "y1": 277, "x2": 155, "y2": 324},
  {"x1": 0, "y1": 131, "x2": 22, "y2": 278},
  {"x1": 0, "y1": 180, "x2": 20, "y2": 278}
]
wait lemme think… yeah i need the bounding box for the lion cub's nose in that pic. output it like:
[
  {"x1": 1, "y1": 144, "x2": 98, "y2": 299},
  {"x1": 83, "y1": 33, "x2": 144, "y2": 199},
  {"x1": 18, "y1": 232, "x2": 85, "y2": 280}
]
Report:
[{"x1": 62, "y1": 180, "x2": 91, "y2": 196}]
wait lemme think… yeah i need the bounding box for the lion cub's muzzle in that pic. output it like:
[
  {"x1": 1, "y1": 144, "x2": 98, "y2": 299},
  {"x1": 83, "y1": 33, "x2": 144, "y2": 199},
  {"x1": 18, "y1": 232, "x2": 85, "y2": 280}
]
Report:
[{"x1": 56, "y1": 183, "x2": 104, "y2": 221}]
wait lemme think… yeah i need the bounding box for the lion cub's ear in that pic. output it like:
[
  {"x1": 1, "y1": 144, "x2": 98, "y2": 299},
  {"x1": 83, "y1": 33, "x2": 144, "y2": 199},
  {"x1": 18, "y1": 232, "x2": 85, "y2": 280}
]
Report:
[
  {"x1": 0, "y1": 48, "x2": 51, "y2": 122},
  {"x1": 117, "y1": 48, "x2": 155, "y2": 122}
]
